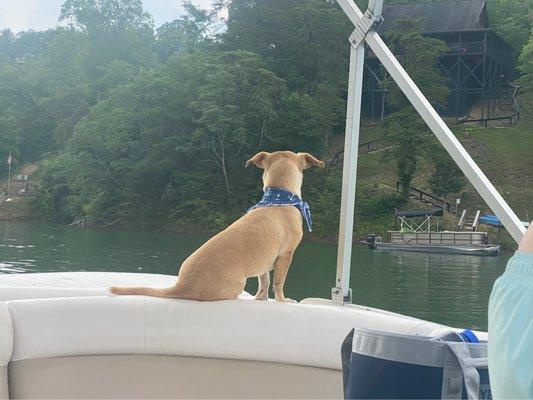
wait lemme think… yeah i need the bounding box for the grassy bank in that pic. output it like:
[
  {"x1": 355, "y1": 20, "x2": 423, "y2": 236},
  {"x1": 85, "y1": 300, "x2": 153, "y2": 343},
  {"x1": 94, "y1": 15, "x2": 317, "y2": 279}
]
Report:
[
  {"x1": 320, "y1": 92, "x2": 532, "y2": 250},
  {"x1": 459, "y1": 98, "x2": 533, "y2": 220},
  {"x1": 0, "y1": 197, "x2": 32, "y2": 222}
]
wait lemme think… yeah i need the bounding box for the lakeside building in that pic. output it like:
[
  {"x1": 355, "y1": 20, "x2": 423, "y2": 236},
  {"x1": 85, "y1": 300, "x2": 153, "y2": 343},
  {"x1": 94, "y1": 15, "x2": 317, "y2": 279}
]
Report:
[{"x1": 363, "y1": 0, "x2": 515, "y2": 120}]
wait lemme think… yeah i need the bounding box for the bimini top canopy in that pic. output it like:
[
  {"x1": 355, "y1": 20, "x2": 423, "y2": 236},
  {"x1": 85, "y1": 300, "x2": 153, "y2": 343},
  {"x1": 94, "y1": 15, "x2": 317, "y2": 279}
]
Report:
[{"x1": 395, "y1": 209, "x2": 444, "y2": 218}]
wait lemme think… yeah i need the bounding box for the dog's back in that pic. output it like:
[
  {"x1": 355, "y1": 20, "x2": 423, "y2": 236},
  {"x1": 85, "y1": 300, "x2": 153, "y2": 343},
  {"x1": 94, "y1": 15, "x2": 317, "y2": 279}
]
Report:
[
  {"x1": 172, "y1": 206, "x2": 303, "y2": 300},
  {"x1": 109, "y1": 150, "x2": 323, "y2": 302}
]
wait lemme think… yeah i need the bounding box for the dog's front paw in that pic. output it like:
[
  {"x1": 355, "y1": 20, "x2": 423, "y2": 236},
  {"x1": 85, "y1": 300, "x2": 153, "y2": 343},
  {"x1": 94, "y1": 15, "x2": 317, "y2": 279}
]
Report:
[
  {"x1": 276, "y1": 297, "x2": 297, "y2": 303},
  {"x1": 254, "y1": 288, "x2": 269, "y2": 301}
]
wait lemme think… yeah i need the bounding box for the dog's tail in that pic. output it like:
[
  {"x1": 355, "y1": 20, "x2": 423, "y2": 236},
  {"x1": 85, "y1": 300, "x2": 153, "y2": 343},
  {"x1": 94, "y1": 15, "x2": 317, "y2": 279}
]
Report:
[{"x1": 108, "y1": 286, "x2": 178, "y2": 298}]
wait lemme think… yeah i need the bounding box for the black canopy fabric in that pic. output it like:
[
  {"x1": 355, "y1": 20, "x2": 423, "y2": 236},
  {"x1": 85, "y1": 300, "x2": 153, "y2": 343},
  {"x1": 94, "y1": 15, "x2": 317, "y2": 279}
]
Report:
[{"x1": 395, "y1": 209, "x2": 444, "y2": 218}]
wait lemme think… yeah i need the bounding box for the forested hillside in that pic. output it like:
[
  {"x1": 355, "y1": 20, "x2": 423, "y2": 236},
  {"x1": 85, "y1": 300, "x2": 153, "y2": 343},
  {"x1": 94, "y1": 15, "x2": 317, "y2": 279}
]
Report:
[{"x1": 0, "y1": 0, "x2": 530, "y2": 239}]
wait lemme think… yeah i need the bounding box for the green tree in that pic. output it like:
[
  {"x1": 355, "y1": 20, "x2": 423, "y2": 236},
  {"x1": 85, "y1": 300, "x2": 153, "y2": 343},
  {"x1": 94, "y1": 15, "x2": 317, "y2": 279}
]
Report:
[
  {"x1": 155, "y1": 2, "x2": 217, "y2": 60},
  {"x1": 427, "y1": 145, "x2": 466, "y2": 199},
  {"x1": 382, "y1": 17, "x2": 449, "y2": 108},
  {"x1": 59, "y1": 0, "x2": 155, "y2": 68},
  {"x1": 59, "y1": 0, "x2": 152, "y2": 33},
  {"x1": 0, "y1": 28, "x2": 58, "y2": 64},
  {"x1": 382, "y1": 17, "x2": 449, "y2": 197},
  {"x1": 486, "y1": 0, "x2": 530, "y2": 56},
  {"x1": 184, "y1": 51, "x2": 287, "y2": 193},
  {"x1": 39, "y1": 49, "x2": 291, "y2": 226},
  {"x1": 0, "y1": 64, "x2": 54, "y2": 164},
  {"x1": 518, "y1": 31, "x2": 533, "y2": 88},
  {"x1": 384, "y1": 108, "x2": 427, "y2": 197},
  {"x1": 223, "y1": 0, "x2": 352, "y2": 91},
  {"x1": 271, "y1": 88, "x2": 340, "y2": 156}
]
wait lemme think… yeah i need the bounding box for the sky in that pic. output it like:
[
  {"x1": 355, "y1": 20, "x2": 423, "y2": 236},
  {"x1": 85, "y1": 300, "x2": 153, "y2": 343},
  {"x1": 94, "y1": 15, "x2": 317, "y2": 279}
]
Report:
[{"x1": 0, "y1": 0, "x2": 214, "y2": 33}]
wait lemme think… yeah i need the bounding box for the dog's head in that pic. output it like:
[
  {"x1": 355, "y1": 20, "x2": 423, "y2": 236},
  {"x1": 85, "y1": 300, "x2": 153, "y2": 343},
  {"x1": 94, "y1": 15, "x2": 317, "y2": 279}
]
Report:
[{"x1": 246, "y1": 151, "x2": 324, "y2": 196}]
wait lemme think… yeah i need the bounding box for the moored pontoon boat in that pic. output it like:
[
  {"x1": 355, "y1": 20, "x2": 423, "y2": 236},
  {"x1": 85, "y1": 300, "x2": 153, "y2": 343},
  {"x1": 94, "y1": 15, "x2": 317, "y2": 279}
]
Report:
[
  {"x1": 364, "y1": 209, "x2": 501, "y2": 256},
  {"x1": 368, "y1": 237, "x2": 500, "y2": 256}
]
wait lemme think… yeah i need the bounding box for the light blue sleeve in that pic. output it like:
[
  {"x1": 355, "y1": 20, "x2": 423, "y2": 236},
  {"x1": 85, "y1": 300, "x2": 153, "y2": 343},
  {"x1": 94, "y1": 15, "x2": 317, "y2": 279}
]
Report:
[{"x1": 488, "y1": 251, "x2": 533, "y2": 399}]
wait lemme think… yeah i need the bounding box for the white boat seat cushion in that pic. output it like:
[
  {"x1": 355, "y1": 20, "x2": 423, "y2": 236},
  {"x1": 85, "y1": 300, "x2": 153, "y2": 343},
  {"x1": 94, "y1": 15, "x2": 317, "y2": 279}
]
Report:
[
  {"x1": 0, "y1": 272, "x2": 179, "y2": 301},
  {"x1": 6, "y1": 295, "x2": 451, "y2": 370},
  {"x1": 0, "y1": 272, "x2": 252, "y2": 301},
  {"x1": 0, "y1": 303, "x2": 12, "y2": 367}
]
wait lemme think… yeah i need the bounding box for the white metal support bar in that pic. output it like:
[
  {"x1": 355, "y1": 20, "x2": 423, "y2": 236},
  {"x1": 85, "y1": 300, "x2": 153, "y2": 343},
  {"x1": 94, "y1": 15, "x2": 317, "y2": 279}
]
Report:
[
  {"x1": 349, "y1": 10, "x2": 376, "y2": 48},
  {"x1": 367, "y1": 0, "x2": 383, "y2": 19},
  {"x1": 458, "y1": 209, "x2": 467, "y2": 229},
  {"x1": 332, "y1": 41, "x2": 365, "y2": 305},
  {"x1": 368, "y1": 0, "x2": 383, "y2": 22},
  {"x1": 335, "y1": 0, "x2": 525, "y2": 244},
  {"x1": 332, "y1": 0, "x2": 384, "y2": 305}
]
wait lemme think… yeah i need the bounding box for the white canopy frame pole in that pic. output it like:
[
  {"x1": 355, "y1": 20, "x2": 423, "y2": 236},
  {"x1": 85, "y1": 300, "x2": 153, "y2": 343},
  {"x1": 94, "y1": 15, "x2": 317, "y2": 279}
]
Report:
[
  {"x1": 332, "y1": 0, "x2": 526, "y2": 305},
  {"x1": 332, "y1": 42, "x2": 365, "y2": 305},
  {"x1": 332, "y1": 2, "x2": 382, "y2": 305}
]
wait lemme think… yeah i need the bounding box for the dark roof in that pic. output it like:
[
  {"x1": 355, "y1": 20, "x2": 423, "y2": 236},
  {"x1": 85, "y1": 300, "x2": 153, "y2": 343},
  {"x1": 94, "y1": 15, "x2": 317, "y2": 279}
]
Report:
[{"x1": 378, "y1": 0, "x2": 489, "y2": 33}]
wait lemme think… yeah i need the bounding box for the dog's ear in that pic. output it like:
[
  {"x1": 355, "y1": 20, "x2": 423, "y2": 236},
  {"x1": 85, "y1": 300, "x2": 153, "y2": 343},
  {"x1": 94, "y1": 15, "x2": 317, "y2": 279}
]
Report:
[
  {"x1": 246, "y1": 151, "x2": 270, "y2": 169},
  {"x1": 298, "y1": 153, "x2": 325, "y2": 170}
]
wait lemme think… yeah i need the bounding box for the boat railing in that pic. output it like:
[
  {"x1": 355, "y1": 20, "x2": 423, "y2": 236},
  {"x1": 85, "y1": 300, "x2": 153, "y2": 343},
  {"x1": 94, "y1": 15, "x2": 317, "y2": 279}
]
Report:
[
  {"x1": 472, "y1": 210, "x2": 481, "y2": 232},
  {"x1": 389, "y1": 231, "x2": 488, "y2": 246}
]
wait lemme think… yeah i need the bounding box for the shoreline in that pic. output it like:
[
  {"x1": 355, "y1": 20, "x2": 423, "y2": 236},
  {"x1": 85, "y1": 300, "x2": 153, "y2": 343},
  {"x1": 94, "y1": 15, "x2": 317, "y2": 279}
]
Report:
[
  {"x1": 0, "y1": 213, "x2": 517, "y2": 251},
  {"x1": 0, "y1": 197, "x2": 517, "y2": 250},
  {"x1": 0, "y1": 217, "x2": 340, "y2": 244}
]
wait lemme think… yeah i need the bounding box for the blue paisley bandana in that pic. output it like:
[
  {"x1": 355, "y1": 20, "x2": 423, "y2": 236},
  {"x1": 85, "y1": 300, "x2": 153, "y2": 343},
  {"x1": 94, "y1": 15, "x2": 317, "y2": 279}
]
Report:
[{"x1": 247, "y1": 187, "x2": 313, "y2": 232}]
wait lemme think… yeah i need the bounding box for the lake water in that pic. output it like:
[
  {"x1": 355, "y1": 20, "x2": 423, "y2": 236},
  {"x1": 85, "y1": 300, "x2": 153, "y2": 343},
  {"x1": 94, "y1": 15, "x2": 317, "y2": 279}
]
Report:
[{"x1": 0, "y1": 221, "x2": 511, "y2": 330}]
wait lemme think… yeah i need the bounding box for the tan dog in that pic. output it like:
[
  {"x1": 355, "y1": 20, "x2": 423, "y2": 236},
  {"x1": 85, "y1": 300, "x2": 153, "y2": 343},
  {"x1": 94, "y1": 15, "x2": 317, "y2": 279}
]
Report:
[{"x1": 109, "y1": 151, "x2": 324, "y2": 301}]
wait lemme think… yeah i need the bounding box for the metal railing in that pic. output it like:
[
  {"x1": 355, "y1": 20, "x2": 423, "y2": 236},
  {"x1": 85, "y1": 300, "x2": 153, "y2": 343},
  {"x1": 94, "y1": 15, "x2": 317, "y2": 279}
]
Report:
[
  {"x1": 396, "y1": 181, "x2": 453, "y2": 213},
  {"x1": 445, "y1": 41, "x2": 484, "y2": 54},
  {"x1": 389, "y1": 231, "x2": 488, "y2": 246},
  {"x1": 460, "y1": 84, "x2": 521, "y2": 127},
  {"x1": 328, "y1": 138, "x2": 389, "y2": 166}
]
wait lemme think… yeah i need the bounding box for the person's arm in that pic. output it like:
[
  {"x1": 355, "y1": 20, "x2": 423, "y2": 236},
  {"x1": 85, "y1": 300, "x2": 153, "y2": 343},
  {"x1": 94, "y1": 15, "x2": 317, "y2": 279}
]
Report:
[{"x1": 518, "y1": 222, "x2": 533, "y2": 253}]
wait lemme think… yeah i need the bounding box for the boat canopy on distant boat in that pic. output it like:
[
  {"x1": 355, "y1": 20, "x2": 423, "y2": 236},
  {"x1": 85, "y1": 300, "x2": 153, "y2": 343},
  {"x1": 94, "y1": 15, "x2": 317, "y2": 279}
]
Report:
[{"x1": 395, "y1": 209, "x2": 444, "y2": 218}]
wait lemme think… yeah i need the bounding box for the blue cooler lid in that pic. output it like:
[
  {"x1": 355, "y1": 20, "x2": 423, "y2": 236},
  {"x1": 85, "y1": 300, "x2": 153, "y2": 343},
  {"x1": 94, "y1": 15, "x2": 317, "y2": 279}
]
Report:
[{"x1": 459, "y1": 329, "x2": 480, "y2": 343}]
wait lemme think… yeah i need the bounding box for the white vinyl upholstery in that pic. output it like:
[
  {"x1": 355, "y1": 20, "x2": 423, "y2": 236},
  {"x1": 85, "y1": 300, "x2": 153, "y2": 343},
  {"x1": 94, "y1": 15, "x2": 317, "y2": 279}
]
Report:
[
  {"x1": 0, "y1": 272, "x2": 176, "y2": 301},
  {"x1": 0, "y1": 303, "x2": 12, "y2": 367},
  {"x1": 0, "y1": 272, "x2": 252, "y2": 301},
  {"x1": 6, "y1": 295, "x2": 453, "y2": 370},
  {"x1": 1, "y1": 272, "x2": 486, "y2": 373}
]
